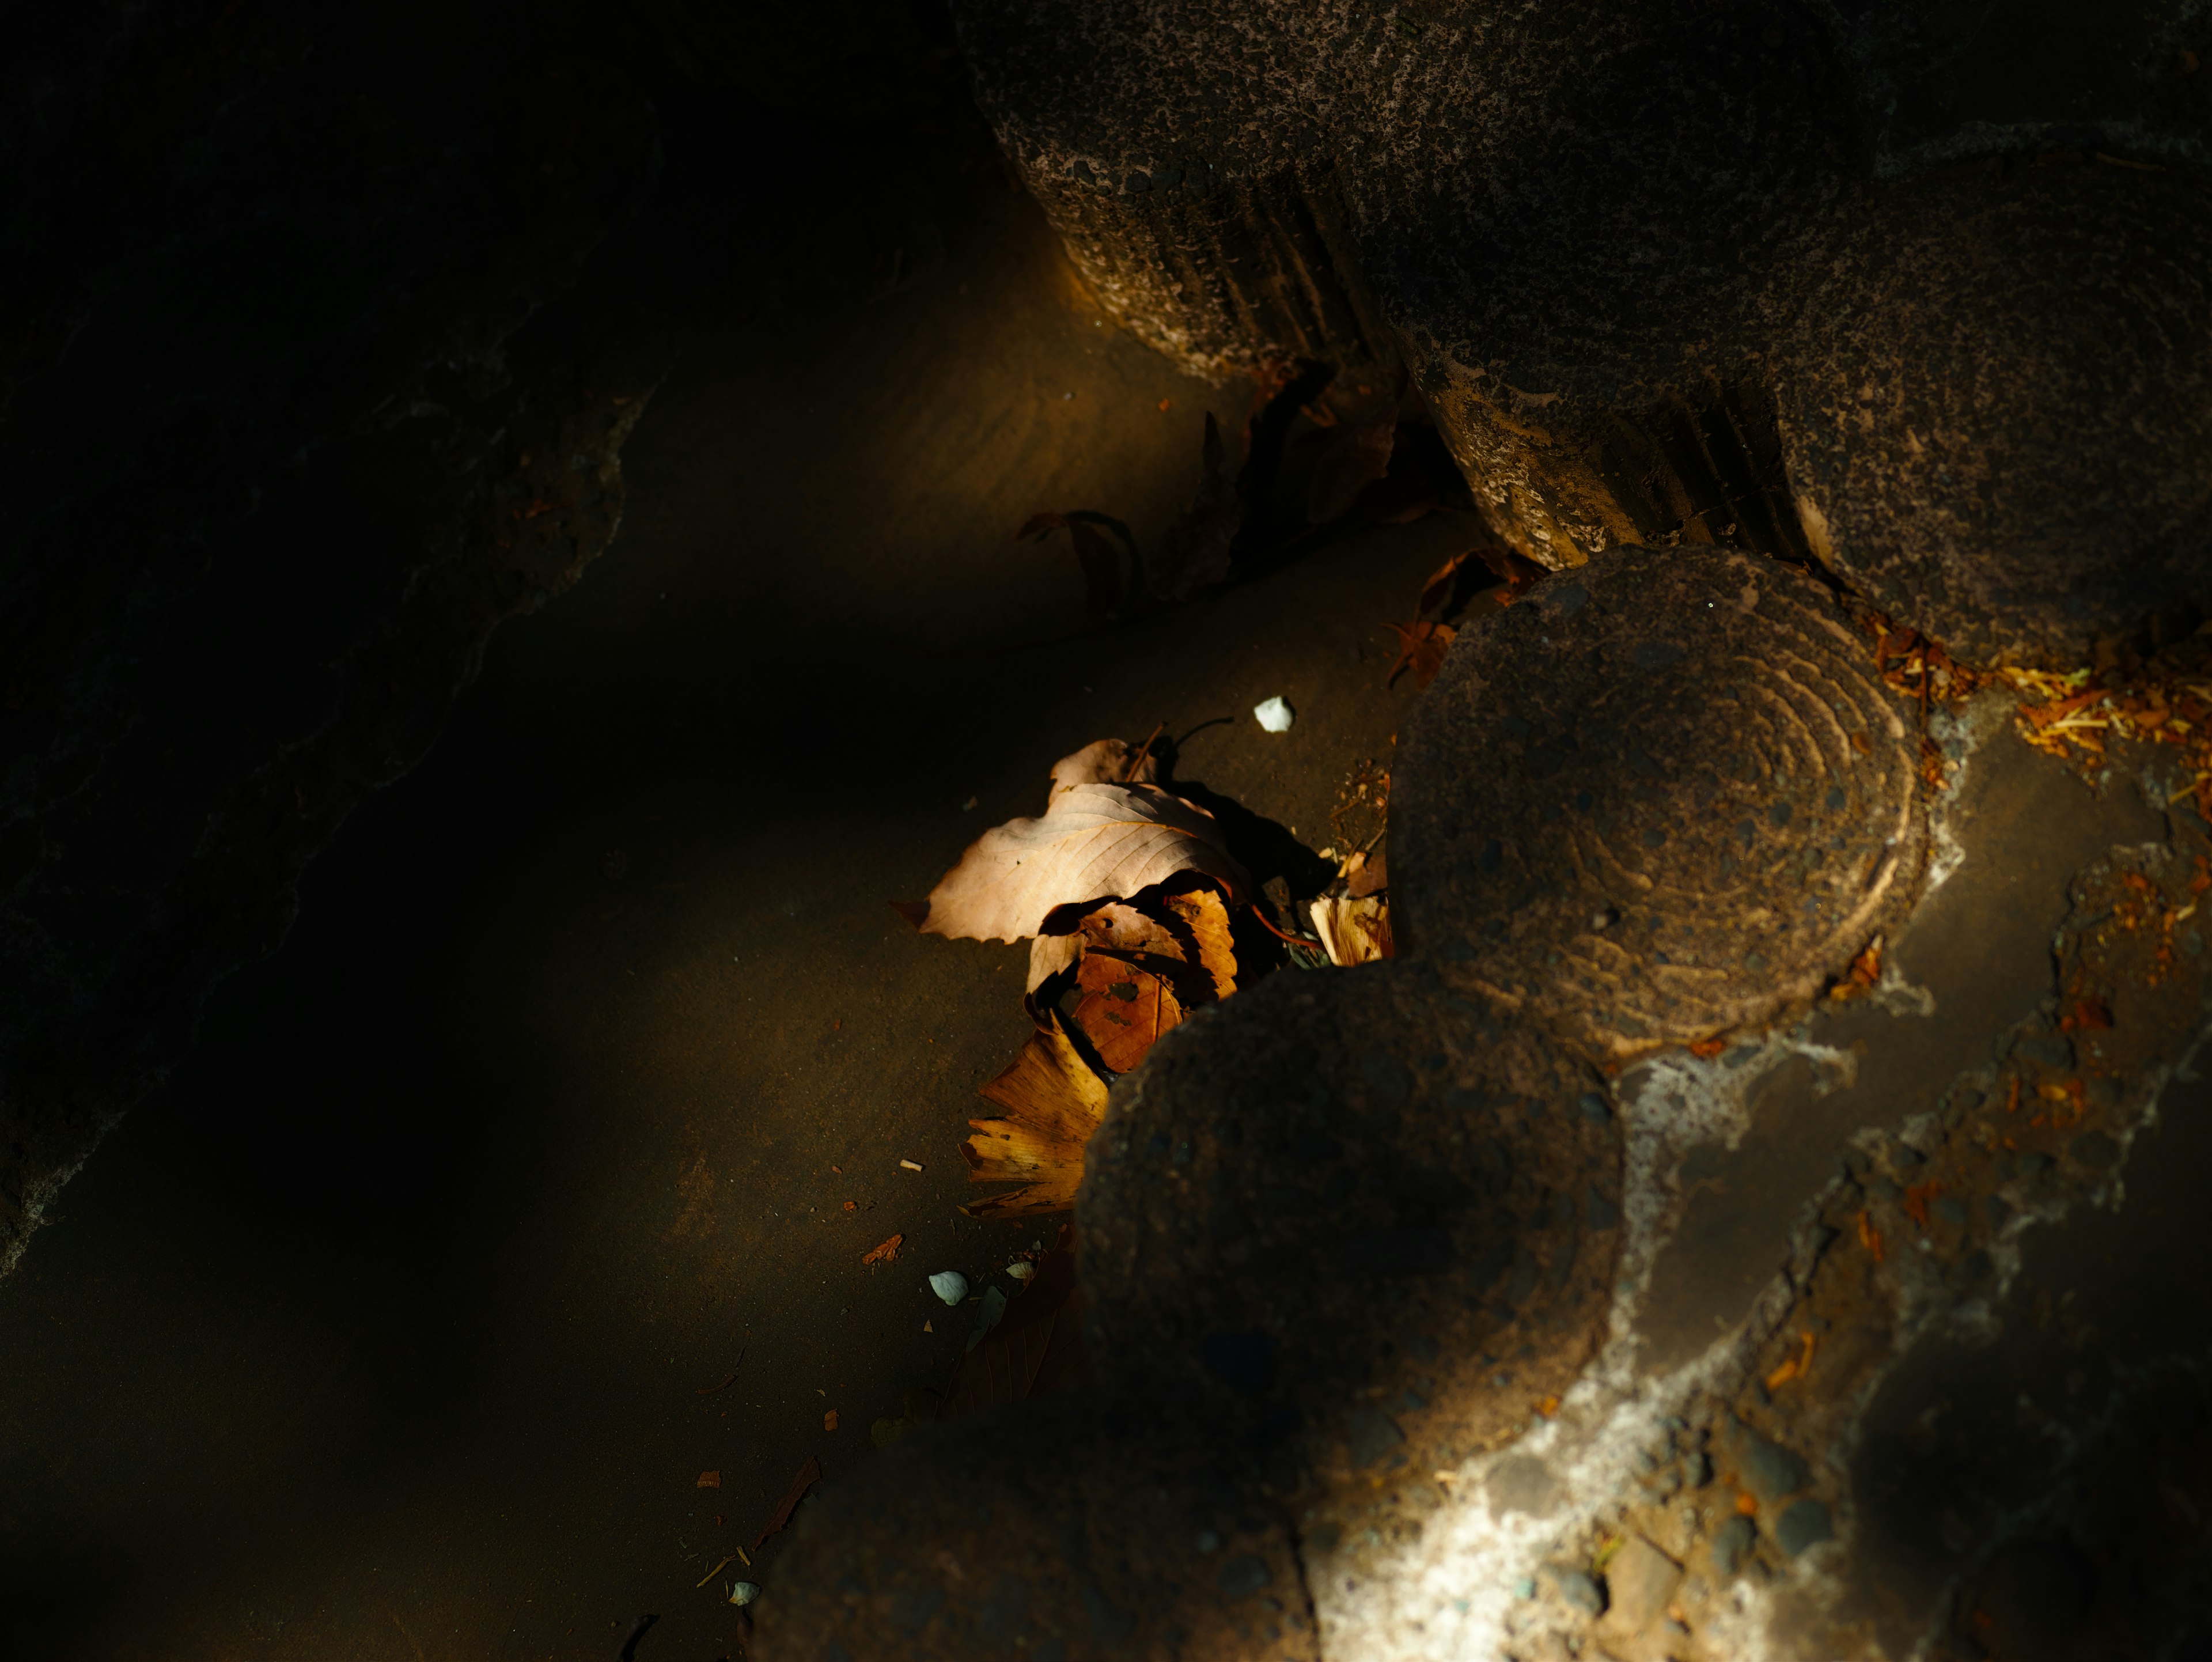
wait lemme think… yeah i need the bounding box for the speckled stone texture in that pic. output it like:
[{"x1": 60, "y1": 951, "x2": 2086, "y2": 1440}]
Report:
[
  {"x1": 758, "y1": 1391, "x2": 1320, "y2": 1662},
  {"x1": 1393, "y1": 545, "x2": 1926, "y2": 1058},
  {"x1": 1077, "y1": 960, "x2": 1620, "y2": 1523},
  {"x1": 952, "y1": 0, "x2": 2212, "y2": 662},
  {"x1": 1777, "y1": 165, "x2": 2212, "y2": 667}
]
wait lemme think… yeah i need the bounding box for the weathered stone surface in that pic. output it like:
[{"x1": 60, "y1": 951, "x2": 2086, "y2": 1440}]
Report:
[
  {"x1": 1394, "y1": 544, "x2": 1925, "y2": 1058},
  {"x1": 759, "y1": 1391, "x2": 1319, "y2": 1662},
  {"x1": 953, "y1": 0, "x2": 2212, "y2": 661},
  {"x1": 1777, "y1": 166, "x2": 2212, "y2": 667},
  {"x1": 1077, "y1": 957, "x2": 1620, "y2": 1538},
  {"x1": 1597, "y1": 1535, "x2": 1681, "y2": 1643}
]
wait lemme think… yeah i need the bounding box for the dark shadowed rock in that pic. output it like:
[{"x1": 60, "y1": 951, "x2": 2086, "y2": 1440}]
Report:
[
  {"x1": 952, "y1": 0, "x2": 2212, "y2": 662},
  {"x1": 760, "y1": 1391, "x2": 1318, "y2": 1662},
  {"x1": 1395, "y1": 546, "x2": 1925, "y2": 1057},
  {"x1": 1077, "y1": 957, "x2": 1620, "y2": 1537}
]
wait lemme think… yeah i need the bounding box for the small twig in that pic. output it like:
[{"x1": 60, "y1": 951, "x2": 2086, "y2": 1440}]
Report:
[
  {"x1": 1249, "y1": 902, "x2": 1327, "y2": 948},
  {"x1": 695, "y1": 1555, "x2": 737, "y2": 1588},
  {"x1": 618, "y1": 1615, "x2": 660, "y2": 1662},
  {"x1": 695, "y1": 1346, "x2": 747, "y2": 1395},
  {"x1": 1123, "y1": 721, "x2": 1166, "y2": 781}
]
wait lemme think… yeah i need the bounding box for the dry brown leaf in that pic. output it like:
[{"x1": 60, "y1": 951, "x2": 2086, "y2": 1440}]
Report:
[
  {"x1": 1018, "y1": 512, "x2": 1130, "y2": 619},
  {"x1": 1385, "y1": 619, "x2": 1456, "y2": 691},
  {"x1": 1345, "y1": 849, "x2": 1387, "y2": 898},
  {"x1": 861, "y1": 1233, "x2": 904, "y2": 1266},
  {"x1": 1306, "y1": 415, "x2": 1397, "y2": 523},
  {"x1": 901, "y1": 780, "x2": 1247, "y2": 943},
  {"x1": 1070, "y1": 953, "x2": 1185, "y2": 1072},
  {"x1": 1149, "y1": 412, "x2": 1240, "y2": 600},
  {"x1": 1310, "y1": 894, "x2": 1394, "y2": 965},
  {"x1": 824, "y1": 1409, "x2": 839, "y2": 1432},
  {"x1": 1036, "y1": 885, "x2": 1239, "y2": 1001},
  {"x1": 697, "y1": 1470, "x2": 721, "y2": 1489},
  {"x1": 1416, "y1": 549, "x2": 1476, "y2": 616},
  {"x1": 940, "y1": 1224, "x2": 1092, "y2": 1421},
  {"x1": 753, "y1": 1455, "x2": 821, "y2": 1551},
  {"x1": 960, "y1": 1009, "x2": 1110, "y2": 1218}
]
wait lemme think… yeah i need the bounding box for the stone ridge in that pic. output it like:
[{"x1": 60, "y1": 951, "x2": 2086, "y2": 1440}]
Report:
[{"x1": 1395, "y1": 544, "x2": 1926, "y2": 1058}]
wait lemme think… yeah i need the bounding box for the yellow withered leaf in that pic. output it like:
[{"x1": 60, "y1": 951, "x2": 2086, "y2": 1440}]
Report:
[{"x1": 959, "y1": 1010, "x2": 1110, "y2": 1219}]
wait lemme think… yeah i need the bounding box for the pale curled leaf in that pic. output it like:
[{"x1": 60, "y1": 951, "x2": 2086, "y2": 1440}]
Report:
[
  {"x1": 907, "y1": 782, "x2": 1248, "y2": 944},
  {"x1": 1310, "y1": 895, "x2": 1394, "y2": 966},
  {"x1": 1026, "y1": 931, "x2": 1083, "y2": 993}
]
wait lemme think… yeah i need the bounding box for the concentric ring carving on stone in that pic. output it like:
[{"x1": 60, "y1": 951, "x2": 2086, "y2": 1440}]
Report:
[
  {"x1": 1077, "y1": 959, "x2": 1619, "y2": 1549},
  {"x1": 1394, "y1": 545, "x2": 1926, "y2": 1058},
  {"x1": 763, "y1": 1391, "x2": 1318, "y2": 1662}
]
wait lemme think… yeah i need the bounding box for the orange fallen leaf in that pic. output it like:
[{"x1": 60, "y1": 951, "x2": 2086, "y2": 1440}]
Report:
[
  {"x1": 824, "y1": 1410, "x2": 839, "y2": 1432},
  {"x1": 1857, "y1": 1208, "x2": 1885, "y2": 1262},
  {"x1": 1384, "y1": 619, "x2": 1456, "y2": 691},
  {"x1": 1736, "y1": 1489, "x2": 1759, "y2": 1516},
  {"x1": 1162, "y1": 883, "x2": 1239, "y2": 997},
  {"x1": 1070, "y1": 952, "x2": 1185, "y2": 1073},
  {"x1": 842, "y1": 1199, "x2": 856, "y2": 1212},
  {"x1": 697, "y1": 1471, "x2": 721, "y2": 1489},
  {"x1": 1687, "y1": 1036, "x2": 1727, "y2": 1058},
  {"x1": 862, "y1": 1233, "x2": 904, "y2": 1266},
  {"x1": 1537, "y1": 1395, "x2": 1560, "y2": 1417},
  {"x1": 1037, "y1": 880, "x2": 1239, "y2": 1003}
]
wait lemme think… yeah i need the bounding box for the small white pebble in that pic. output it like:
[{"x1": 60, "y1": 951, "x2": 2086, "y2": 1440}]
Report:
[{"x1": 1254, "y1": 696, "x2": 1295, "y2": 733}]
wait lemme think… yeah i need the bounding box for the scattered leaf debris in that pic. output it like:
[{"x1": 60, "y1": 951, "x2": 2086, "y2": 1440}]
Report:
[{"x1": 754, "y1": 1456, "x2": 823, "y2": 1552}]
